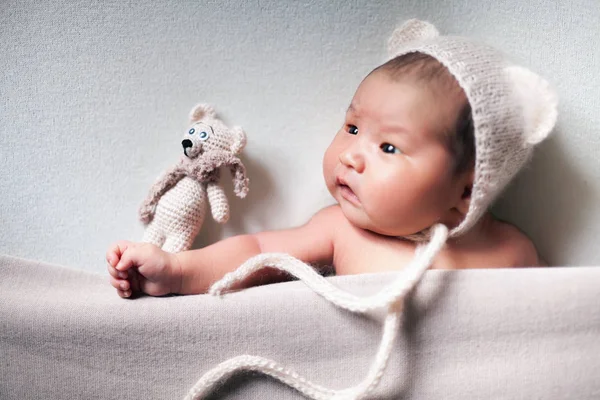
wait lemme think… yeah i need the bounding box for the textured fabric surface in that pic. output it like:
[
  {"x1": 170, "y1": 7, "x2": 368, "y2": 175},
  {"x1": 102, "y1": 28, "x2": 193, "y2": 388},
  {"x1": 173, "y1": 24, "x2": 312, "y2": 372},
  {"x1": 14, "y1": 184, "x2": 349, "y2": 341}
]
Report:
[{"x1": 2, "y1": 254, "x2": 599, "y2": 399}]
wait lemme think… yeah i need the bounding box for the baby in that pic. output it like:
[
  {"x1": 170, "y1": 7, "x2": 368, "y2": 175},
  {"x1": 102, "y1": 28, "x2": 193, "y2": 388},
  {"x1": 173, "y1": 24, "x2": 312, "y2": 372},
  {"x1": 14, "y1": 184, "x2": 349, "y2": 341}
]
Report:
[{"x1": 106, "y1": 20, "x2": 557, "y2": 299}]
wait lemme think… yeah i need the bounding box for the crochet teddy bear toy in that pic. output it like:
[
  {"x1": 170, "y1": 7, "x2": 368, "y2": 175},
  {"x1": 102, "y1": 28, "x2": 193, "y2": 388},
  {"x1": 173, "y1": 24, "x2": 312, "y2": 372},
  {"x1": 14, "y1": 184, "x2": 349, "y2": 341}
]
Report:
[{"x1": 139, "y1": 104, "x2": 249, "y2": 253}]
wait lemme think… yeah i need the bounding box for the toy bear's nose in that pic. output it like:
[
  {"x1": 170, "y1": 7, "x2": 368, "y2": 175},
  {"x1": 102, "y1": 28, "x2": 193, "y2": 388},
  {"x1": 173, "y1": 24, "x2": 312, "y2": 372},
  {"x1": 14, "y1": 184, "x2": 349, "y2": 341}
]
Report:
[{"x1": 182, "y1": 139, "x2": 193, "y2": 157}]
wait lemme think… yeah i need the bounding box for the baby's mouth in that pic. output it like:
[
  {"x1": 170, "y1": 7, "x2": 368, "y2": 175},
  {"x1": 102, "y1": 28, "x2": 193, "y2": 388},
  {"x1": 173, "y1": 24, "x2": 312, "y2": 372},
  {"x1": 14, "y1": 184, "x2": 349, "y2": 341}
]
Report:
[{"x1": 336, "y1": 177, "x2": 360, "y2": 206}]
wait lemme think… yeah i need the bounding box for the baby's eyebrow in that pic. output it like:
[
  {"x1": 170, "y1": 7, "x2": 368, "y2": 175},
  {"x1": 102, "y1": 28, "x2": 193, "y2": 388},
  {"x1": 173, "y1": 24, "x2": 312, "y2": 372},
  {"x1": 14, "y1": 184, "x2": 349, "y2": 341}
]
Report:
[
  {"x1": 382, "y1": 124, "x2": 411, "y2": 136},
  {"x1": 346, "y1": 103, "x2": 411, "y2": 136}
]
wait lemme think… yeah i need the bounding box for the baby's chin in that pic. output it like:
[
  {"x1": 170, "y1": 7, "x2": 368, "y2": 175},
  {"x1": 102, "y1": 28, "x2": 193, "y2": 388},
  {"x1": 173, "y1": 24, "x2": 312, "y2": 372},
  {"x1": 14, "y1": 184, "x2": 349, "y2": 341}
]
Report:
[
  {"x1": 339, "y1": 202, "x2": 420, "y2": 237},
  {"x1": 365, "y1": 224, "x2": 420, "y2": 238}
]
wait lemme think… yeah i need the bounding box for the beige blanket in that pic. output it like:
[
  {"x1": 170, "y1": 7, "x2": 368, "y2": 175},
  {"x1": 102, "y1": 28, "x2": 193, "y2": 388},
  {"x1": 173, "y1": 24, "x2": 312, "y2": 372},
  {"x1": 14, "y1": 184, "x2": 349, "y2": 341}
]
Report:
[{"x1": 1, "y1": 254, "x2": 599, "y2": 399}]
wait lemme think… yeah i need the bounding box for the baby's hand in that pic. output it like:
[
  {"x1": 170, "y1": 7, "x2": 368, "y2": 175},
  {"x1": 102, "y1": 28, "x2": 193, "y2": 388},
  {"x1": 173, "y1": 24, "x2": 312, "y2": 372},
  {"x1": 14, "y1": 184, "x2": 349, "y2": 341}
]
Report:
[{"x1": 106, "y1": 241, "x2": 182, "y2": 298}]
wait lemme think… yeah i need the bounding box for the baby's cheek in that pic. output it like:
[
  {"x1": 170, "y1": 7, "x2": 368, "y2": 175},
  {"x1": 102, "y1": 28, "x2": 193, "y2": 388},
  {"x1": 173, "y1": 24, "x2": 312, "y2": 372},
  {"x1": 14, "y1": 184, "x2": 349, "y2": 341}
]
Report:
[
  {"x1": 370, "y1": 190, "x2": 424, "y2": 232},
  {"x1": 322, "y1": 148, "x2": 337, "y2": 183},
  {"x1": 372, "y1": 193, "x2": 405, "y2": 222}
]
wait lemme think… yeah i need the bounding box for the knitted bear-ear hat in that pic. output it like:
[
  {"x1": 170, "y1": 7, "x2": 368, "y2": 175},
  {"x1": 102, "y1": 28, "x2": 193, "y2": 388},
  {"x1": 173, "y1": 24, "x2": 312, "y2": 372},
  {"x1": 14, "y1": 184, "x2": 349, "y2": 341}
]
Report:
[{"x1": 387, "y1": 19, "x2": 558, "y2": 238}]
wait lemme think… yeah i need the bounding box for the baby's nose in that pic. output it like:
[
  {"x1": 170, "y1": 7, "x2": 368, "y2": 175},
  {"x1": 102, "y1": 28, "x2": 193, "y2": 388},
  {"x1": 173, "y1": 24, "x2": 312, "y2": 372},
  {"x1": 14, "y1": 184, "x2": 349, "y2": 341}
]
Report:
[{"x1": 339, "y1": 149, "x2": 365, "y2": 173}]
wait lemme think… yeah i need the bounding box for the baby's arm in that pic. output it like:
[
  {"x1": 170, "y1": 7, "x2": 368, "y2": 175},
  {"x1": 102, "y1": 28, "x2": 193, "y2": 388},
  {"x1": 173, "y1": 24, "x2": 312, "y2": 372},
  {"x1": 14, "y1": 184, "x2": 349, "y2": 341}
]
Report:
[
  {"x1": 176, "y1": 205, "x2": 338, "y2": 294},
  {"x1": 107, "y1": 206, "x2": 338, "y2": 297}
]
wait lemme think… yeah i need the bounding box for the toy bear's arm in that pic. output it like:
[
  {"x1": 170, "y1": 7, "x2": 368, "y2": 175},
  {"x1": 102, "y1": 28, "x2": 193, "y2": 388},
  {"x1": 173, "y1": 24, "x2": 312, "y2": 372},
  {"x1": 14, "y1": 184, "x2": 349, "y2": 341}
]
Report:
[
  {"x1": 139, "y1": 164, "x2": 186, "y2": 224},
  {"x1": 206, "y1": 182, "x2": 230, "y2": 224},
  {"x1": 229, "y1": 161, "x2": 249, "y2": 199}
]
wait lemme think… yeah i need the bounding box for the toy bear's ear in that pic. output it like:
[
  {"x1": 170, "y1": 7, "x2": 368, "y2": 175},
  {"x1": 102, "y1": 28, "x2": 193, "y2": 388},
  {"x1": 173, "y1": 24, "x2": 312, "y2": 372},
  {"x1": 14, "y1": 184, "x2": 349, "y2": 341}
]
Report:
[
  {"x1": 388, "y1": 19, "x2": 439, "y2": 58},
  {"x1": 189, "y1": 103, "x2": 217, "y2": 123},
  {"x1": 230, "y1": 126, "x2": 247, "y2": 154},
  {"x1": 505, "y1": 65, "x2": 558, "y2": 145}
]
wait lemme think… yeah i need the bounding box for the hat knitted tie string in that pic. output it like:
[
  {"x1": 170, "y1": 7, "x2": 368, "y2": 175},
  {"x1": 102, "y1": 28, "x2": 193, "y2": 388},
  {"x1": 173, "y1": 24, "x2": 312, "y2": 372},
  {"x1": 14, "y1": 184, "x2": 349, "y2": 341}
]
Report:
[{"x1": 184, "y1": 223, "x2": 449, "y2": 400}]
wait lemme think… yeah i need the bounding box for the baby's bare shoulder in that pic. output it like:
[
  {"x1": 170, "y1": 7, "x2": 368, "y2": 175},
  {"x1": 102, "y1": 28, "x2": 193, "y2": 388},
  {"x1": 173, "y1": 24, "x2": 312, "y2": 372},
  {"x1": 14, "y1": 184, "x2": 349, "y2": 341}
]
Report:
[
  {"x1": 311, "y1": 204, "x2": 349, "y2": 228},
  {"x1": 491, "y1": 220, "x2": 541, "y2": 267}
]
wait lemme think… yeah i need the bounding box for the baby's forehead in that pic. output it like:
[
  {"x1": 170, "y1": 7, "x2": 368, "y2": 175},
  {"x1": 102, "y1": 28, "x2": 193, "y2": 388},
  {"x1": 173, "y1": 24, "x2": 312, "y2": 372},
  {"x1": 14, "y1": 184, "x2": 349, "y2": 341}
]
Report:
[
  {"x1": 352, "y1": 74, "x2": 470, "y2": 152},
  {"x1": 352, "y1": 73, "x2": 466, "y2": 122}
]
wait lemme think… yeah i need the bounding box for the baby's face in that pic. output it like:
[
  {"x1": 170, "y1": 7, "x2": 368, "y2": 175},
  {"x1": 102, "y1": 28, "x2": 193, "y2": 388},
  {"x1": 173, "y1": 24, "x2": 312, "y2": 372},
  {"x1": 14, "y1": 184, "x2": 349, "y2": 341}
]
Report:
[{"x1": 323, "y1": 71, "x2": 468, "y2": 236}]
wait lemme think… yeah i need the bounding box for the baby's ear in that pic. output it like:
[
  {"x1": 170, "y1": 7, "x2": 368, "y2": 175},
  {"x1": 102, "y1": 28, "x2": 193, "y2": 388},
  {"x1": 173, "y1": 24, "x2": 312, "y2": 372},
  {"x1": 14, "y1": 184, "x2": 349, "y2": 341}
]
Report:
[
  {"x1": 388, "y1": 19, "x2": 439, "y2": 58},
  {"x1": 456, "y1": 168, "x2": 474, "y2": 216},
  {"x1": 189, "y1": 103, "x2": 217, "y2": 123},
  {"x1": 230, "y1": 126, "x2": 247, "y2": 154},
  {"x1": 506, "y1": 65, "x2": 558, "y2": 145}
]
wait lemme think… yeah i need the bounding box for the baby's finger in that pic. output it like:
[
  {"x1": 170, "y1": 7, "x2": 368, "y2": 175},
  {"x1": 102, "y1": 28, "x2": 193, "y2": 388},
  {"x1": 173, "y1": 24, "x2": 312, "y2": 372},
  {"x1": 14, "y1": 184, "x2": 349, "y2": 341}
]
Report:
[
  {"x1": 127, "y1": 268, "x2": 141, "y2": 293},
  {"x1": 107, "y1": 263, "x2": 128, "y2": 280},
  {"x1": 109, "y1": 276, "x2": 130, "y2": 292},
  {"x1": 117, "y1": 289, "x2": 132, "y2": 298},
  {"x1": 106, "y1": 240, "x2": 133, "y2": 267},
  {"x1": 115, "y1": 248, "x2": 137, "y2": 272}
]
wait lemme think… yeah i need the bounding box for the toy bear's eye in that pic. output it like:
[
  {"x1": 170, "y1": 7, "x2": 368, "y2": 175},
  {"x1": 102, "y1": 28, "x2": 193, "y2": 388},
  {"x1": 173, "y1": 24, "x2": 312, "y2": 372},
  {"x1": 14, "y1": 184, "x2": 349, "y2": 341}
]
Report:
[
  {"x1": 188, "y1": 128, "x2": 195, "y2": 135},
  {"x1": 198, "y1": 131, "x2": 209, "y2": 141}
]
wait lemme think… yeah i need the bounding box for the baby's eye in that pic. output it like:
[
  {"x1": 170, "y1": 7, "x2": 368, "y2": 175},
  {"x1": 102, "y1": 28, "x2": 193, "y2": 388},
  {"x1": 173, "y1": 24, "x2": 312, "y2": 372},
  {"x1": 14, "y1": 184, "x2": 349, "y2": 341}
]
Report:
[
  {"x1": 346, "y1": 125, "x2": 359, "y2": 135},
  {"x1": 188, "y1": 128, "x2": 195, "y2": 135},
  {"x1": 381, "y1": 143, "x2": 402, "y2": 154},
  {"x1": 198, "y1": 131, "x2": 209, "y2": 140}
]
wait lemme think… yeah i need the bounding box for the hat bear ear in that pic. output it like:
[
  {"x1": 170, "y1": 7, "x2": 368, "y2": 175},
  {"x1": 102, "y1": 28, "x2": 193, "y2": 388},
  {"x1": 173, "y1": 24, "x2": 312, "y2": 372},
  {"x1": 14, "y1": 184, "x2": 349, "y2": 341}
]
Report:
[
  {"x1": 505, "y1": 65, "x2": 558, "y2": 145},
  {"x1": 387, "y1": 19, "x2": 439, "y2": 58},
  {"x1": 189, "y1": 103, "x2": 217, "y2": 123}
]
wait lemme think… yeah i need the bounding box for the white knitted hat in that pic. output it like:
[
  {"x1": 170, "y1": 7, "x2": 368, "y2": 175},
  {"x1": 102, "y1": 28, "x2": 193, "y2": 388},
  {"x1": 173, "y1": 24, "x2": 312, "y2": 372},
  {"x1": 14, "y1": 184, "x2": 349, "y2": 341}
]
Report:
[{"x1": 388, "y1": 19, "x2": 558, "y2": 238}]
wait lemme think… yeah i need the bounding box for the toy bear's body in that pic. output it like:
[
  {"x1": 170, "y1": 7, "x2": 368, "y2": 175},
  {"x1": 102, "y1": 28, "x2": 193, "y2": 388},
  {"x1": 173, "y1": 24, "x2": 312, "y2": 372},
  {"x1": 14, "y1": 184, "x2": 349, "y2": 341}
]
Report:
[
  {"x1": 142, "y1": 177, "x2": 208, "y2": 252},
  {"x1": 139, "y1": 104, "x2": 249, "y2": 253}
]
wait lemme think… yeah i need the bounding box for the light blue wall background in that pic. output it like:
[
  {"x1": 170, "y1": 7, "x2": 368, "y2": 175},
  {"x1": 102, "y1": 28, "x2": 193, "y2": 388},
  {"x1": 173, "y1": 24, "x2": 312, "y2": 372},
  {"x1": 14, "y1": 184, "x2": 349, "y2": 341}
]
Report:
[{"x1": 1, "y1": 0, "x2": 599, "y2": 272}]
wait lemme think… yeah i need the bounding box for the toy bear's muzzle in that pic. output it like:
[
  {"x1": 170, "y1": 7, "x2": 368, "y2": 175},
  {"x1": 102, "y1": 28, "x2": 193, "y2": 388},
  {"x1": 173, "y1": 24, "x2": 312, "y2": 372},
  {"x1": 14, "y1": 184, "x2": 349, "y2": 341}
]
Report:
[{"x1": 182, "y1": 139, "x2": 203, "y2": 158}]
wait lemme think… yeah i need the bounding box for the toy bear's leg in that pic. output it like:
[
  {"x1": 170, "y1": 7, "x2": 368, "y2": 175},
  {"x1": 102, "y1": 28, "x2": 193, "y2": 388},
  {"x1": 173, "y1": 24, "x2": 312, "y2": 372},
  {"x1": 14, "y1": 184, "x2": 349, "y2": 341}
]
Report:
[
  {"x1": 161, "y1": 204, "x2": 205, "y2": 253},
  {"x1": 142, "y1": 222, "x2": 166, "y2": 248},
  {"x1": 162, "y1": 232, "x2": 195, "y2": 253},
  {"x1": 152, "y1": 177, "x2": 207, "y2": 253},
  {"x1": 162, "y1": 180, "x2": 208, "y2": 253}
]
